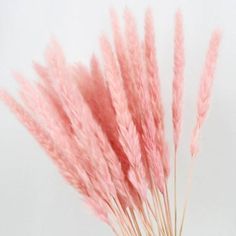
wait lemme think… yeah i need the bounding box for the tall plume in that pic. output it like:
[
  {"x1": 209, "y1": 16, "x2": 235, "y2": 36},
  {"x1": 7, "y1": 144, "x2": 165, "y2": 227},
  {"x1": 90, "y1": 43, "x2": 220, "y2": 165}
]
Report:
[
  {"x1": 172, "y1": 10, "x2": 185, "y2": 152},
  {"x1": 0, "y1": 8, "x2": 221, "y2": 236},
  {"x1": 144, "y1": 8, "x2": 170, "y2": 178},
  {"x1": 191, "y1": 31, "x2": 221, "y2": 157}
]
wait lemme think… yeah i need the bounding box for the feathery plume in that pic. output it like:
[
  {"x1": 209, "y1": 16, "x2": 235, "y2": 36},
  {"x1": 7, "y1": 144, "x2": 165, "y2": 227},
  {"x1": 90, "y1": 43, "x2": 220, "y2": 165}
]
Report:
[
  {"x1": 100, "y1": 35, "x2": 147, "y2": 199},
  {"x1": 44, "y1": 41, "x2": 126, "y2": 200},
  {"x1": 0, "y1": 90, "x2": 87, "y2": 193},
  {"x1": 110, "y1": 9, "x2": 141, "y2": 129},
  {"x1": 190, "y1": 31, "x2": 221, "y2": 157},
  {"x1": 172, "y1": 10, "x2": 185, "y2": 152},
  {"x1": 124, "y1": 8, "x2": 165, "y2": 193},
  {"x1": 0, "y1": 8, "x2": 221, "y2": 236},
  {"x1": 144, "y1": 8, "x2": 170, "y2": 177}
]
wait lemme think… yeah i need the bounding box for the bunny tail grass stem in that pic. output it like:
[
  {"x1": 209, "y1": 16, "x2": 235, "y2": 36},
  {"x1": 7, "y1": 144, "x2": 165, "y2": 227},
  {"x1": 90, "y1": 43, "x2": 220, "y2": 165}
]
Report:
[{"x1": 178, "y1": 158, "x2": 196, "y2": 236}]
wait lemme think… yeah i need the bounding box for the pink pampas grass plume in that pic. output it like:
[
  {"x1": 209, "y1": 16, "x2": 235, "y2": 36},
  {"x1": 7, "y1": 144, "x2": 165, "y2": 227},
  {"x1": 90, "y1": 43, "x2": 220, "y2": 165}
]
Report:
[
  {"x1": 190, "y1": 30, "x2": 222, "y2": 157},
  {"x1": 0, "y1": 90, "x2": 87, "y2": 193},
  {"x1": 0, "y1": 7, "x2": 222, "y2": 236},
  {"x1": 172, "y1": 10, "x2": 185, "y2": 152},
  {"x1": 100, "y1": 35, "x2": 147, "y2": 199},
  {"x1": 172, "y1": 11, "x2": 185, "y2": 236},
  {"x1": 124, "y1": 9, "x2": 165, "y2": 193},
  {"x1": 144, "y1": 8, "x2": 170, "y2": 178}
]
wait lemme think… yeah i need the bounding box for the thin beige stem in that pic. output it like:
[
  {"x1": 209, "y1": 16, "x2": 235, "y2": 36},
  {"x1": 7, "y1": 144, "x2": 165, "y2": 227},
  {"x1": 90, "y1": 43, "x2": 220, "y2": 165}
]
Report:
[
  {"x1": 153, "y1": 187, "x2": 168, "y2": 236},
  {"x1": 112, "y1": 198, "x2": 134, "y2": 236},
  {"x1": 110, "y1": 221, "x2": 121, "y2": 236},
  {"x1": 174, "y1": 150, "x2": 177, "y2": 236},
  {"x1": 179, "y1": 158, "x2": 195, "y2": 236},
  {"x1": 163, "y1": 186, "x2": 173, "y2": 236},
  {"x1": 144, "y1": 200, "x2": 155, "y2": 234},
  {"x1": 142, "y1": 204, "x2": 155, "y2": 236},
  {"x1": 146, "y1": 200, "x2": 164, "y2": 236},
  {"x1": 129, "y1": 208, "x2": 142, "y2": 236},
  {"x1": 146, "y1": 199, "x2": 157, "y2": 221},
  {"x1": 165, "y1": 181, "x2": 173, "y2": 233},
  {"x1": 108, "y1": 201, "x2": 129, "y2": 236},
  {"x1": 154, "y1": 193, "x2": 167, "y2": 236},
  {"x1": 163, "y1": 197, "x2": 171, "y2": 234},
  {"x1": 138, "y1": 207, "x2": 153, "y2": 236},
  {"x1": 146, "y1": 197, "x2": 163, "y2": 236},
  {"x1": 156, "y1": 189, "x2": 170, "y2": 236},
  {"x1": 150, "y1": 175, "x2": 168, "y2": 236},
  {"x1": 121, "y1": 186, "x2": 141, "y2": 235},
  {"x1": 125, "y1": 208, "x2": 139, "y2": 235}
]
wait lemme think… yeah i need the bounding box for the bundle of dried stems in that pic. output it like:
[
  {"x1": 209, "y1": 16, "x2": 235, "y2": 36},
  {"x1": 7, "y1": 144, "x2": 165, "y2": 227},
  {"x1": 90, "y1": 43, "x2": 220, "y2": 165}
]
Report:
[{"x1": 0, "y1": 8, "x2": 221, "y2": 236}]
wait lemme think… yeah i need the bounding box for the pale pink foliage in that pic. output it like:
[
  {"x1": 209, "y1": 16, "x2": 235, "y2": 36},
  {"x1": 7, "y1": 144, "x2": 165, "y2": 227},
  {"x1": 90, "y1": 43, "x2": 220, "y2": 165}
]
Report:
[
  {"x1": 0, "y1": 8, "x2": 221, "y2": 229},
  {"x1": 110, "y1": 9, "x2": 141, "y2": 131},
  {"x1": 172, "y1": 10, "x2": 185, "y2": 152},
  {"x1": 124, "y1": 9, "x2": 165, "y2": 193},
  {"x1": 110, "y1": 10, "x2": 146, "y2": 184},
  {"x1": 191, "y1": 31, "x2": 221, "y2": 157},
  {"x1": 0, "y1": 90, "x2": 88, "y2": 193},
  {"x1": 77, "y1": 58, "x2": 131, "y2": 180},
  {"x1": 144, "y1": 8, "x2": 170, "y2": 178},
  {"x1": 45, "y1": 41, "x2": 128, "y2": 200},
  {"x1": 100, "y1": 35, "x2": 147, "y2": 199}
]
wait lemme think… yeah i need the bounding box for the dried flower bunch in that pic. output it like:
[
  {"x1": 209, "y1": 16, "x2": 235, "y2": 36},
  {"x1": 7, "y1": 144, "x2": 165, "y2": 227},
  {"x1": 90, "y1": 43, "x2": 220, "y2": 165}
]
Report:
[{"x1": 0, "y1": 8, "x2": 221, "y2": 236}]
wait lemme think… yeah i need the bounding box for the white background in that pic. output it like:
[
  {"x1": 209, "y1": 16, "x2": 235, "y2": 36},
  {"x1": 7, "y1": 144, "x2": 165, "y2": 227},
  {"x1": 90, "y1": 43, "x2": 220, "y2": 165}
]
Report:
[{"x1": 0, "y1": 0, "x2": 235, "y2": 235}]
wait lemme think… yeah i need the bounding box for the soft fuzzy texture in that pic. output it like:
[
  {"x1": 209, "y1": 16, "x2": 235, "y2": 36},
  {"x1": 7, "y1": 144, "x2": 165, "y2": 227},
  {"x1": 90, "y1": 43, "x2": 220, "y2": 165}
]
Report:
[
  {"x1": 172, "y1": 11, "x2": 185, "y2": 153},
  {"x1": 190, "y1": 31, "x2": 221, "y2": 157},
  {"x1": 0, "y1": 8, "x2": 221, "y2": 236}
]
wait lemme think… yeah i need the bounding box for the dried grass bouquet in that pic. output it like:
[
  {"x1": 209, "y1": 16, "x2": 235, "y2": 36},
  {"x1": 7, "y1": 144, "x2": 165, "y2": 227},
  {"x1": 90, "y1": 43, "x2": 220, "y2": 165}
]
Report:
[{"x1": 0, "y1": 8, "x2": 221, "y2": 236}]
